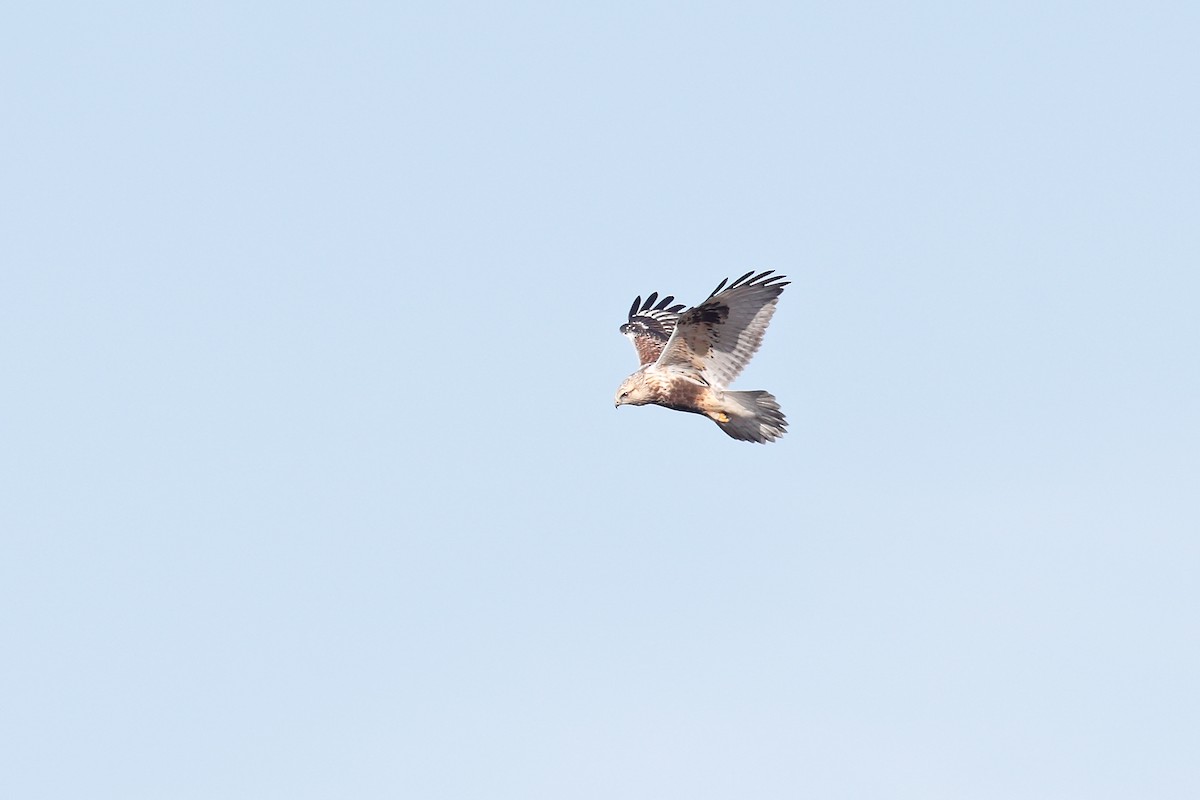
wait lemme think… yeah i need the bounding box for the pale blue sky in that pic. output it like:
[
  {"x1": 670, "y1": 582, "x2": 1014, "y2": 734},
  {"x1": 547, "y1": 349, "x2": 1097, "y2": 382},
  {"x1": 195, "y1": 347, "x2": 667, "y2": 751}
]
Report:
[{"x1": 2, "y1": 3, "x2": 1198, "y2": 798}]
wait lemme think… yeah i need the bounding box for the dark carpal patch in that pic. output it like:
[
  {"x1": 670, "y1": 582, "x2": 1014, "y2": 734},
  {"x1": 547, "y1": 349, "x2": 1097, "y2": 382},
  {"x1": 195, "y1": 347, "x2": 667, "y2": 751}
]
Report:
[{"x1": 684, "y1": 303, "x2": 729, "y2": 326}]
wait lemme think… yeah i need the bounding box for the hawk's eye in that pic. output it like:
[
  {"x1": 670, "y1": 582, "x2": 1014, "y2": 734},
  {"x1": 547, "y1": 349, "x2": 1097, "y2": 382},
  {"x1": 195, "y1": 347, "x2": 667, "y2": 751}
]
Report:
[{"x1": 621, "y1": 391, "x2": 629, "y2": 399}]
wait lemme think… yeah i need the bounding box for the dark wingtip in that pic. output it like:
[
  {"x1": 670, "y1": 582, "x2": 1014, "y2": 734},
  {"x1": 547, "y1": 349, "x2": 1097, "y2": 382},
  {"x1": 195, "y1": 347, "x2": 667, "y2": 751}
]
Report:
[
  {"x1": 731, "y1": 269, "x2": 756, "y2": 288},
  {"x1": 761, "y1": 272, "x2": 789, "y2": 290},
  {"x1": 629, "y1": 290, "x2": 686, "y2": 320},
  {"x1": 710, "y1": 270, "x2": 756, "y2": 297},
  {"x1": 707, "y1": 269, "x2": 793, "y2": 298}
]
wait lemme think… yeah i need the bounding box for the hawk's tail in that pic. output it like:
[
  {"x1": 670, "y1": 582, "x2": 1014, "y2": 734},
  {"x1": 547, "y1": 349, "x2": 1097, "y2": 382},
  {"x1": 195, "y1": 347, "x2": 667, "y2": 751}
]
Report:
[{"x1": 718, "y1": 390, "x2": 787, "y2": 443}]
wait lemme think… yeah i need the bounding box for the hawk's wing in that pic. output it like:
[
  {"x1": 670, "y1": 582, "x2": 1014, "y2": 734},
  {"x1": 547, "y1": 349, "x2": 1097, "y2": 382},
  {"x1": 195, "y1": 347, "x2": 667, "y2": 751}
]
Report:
[
  {"x1": 620, "y1": 292, "x2": 686, "y2": 367},
  {"x1": 654, "y1": 270, "x2": 789, "y2": 387}
]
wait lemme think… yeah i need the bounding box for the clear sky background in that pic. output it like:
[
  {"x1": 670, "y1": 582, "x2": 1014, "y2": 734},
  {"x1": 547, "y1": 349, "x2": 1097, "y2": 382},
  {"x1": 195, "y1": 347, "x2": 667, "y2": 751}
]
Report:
[{"x1": 2, "y1": 3, "x2": 1197, "y2": 798}]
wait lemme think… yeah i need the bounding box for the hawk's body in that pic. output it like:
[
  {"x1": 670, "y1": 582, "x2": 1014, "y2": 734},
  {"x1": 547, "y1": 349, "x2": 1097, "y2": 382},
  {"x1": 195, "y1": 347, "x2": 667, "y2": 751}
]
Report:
[{"x1": 614, "y1": 271, "x2": 789, "y2": 443}]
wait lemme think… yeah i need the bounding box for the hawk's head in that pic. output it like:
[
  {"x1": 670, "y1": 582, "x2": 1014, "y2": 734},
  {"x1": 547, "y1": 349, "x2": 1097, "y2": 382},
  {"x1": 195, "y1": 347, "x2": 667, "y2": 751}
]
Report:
[{"x1": 614, "y1": 372, "x2": 653, "y2": 408}]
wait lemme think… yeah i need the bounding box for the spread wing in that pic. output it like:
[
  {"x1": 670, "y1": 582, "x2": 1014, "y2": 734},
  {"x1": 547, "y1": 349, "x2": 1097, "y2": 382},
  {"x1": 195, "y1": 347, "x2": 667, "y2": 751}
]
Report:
[
  {"x1": 654, "y1": 270, "x2": 789, "y2": 387},
  {"x1": 620, "y1": 292, "x2": 686, "y2": 367}
]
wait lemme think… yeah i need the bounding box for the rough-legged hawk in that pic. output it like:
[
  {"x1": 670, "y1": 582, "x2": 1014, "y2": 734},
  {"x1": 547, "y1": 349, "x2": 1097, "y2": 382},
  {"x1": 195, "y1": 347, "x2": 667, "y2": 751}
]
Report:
[{"x1": 614, "y1": 270, "x2": 789, "y2": 443}]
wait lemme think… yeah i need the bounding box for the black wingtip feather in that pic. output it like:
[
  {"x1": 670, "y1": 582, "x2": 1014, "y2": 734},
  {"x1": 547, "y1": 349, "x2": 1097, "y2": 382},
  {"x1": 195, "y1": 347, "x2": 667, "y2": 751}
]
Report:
[
  {"x1": 628, "y1": 292, "x2": 686, "y2": 320},
  {"x1": 627, "y1": 296, "x2": 641, "y2": 320},
  {"x1": 708, "y1": 269, "x2": 790, "y2": 298}
]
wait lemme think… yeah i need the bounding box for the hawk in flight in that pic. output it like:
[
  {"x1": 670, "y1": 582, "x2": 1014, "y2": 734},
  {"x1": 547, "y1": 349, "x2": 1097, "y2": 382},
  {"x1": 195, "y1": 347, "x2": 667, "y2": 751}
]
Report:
[{"x1": 614, "y1": 270, "x2": 789, "y2": 443}]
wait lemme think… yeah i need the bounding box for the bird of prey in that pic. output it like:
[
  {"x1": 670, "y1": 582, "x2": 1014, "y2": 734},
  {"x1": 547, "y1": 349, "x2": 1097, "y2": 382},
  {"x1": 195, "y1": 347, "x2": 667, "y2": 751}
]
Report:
[{"x1": 614, "y1": 270, "x2": 789, "y2": 443}]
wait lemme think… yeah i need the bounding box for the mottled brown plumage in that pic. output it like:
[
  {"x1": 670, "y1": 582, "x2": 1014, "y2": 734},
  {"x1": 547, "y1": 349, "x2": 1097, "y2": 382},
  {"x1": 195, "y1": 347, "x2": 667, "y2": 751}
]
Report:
[
  {"x1": 614, "y1": 271, "x2": 789, "y2": 443},
  {"x1": 620, "y1": 293, "x2": 687, "y2": 366}
]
